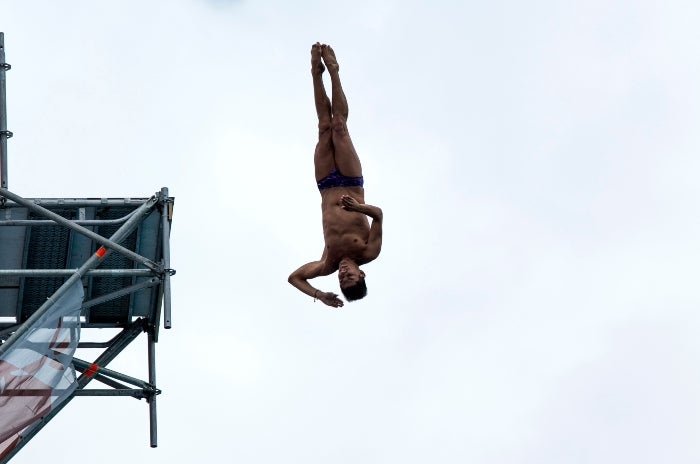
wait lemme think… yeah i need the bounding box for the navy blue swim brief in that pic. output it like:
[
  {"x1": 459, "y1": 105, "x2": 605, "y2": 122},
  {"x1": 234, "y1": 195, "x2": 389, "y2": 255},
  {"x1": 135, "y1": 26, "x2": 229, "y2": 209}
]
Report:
[{"x1": 317, "y1": 168, "x2": 364, "y2": 191}]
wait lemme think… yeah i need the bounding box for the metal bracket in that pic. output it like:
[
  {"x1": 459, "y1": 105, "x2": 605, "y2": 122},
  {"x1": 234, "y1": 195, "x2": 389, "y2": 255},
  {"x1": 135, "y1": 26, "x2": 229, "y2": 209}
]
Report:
[
  {"x1": 0, "y1": 130, "x2": 12, "y2": 138},
  {"x1": 144, "y1": 387, "x2": 163, "y2": 403},
  {"x1": 0, "y1": 62, "x2": 10, "y2": 71}
]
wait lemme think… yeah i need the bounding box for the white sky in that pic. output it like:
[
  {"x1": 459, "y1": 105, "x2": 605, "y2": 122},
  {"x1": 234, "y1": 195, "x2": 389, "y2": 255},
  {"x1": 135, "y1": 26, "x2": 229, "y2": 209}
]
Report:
[{"x1": 3, "y1": 0, "x2": 700, "y2": 462}]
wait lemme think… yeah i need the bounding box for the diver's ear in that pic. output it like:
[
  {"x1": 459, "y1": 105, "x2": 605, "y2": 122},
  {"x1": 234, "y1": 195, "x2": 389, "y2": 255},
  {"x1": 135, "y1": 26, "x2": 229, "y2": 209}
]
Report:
[{"x1": 360, "y1": 270, "x2": 366, "y2": 278}]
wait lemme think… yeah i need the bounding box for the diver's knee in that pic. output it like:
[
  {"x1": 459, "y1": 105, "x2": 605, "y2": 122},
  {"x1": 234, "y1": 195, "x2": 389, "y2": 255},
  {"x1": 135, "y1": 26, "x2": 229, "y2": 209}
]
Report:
[
  {"x1": 318, "y1": 121, "x2": 332, "y2": 136},
  {"x1": 331, "y1": 118, "x2": 348, "y2": 135}
]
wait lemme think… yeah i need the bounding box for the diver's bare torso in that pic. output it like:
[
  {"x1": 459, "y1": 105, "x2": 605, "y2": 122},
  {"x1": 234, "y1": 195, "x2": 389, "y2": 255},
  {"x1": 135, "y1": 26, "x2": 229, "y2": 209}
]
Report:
[{"x1": 319, "y1": 186, "x2": 375, "y2": 273}]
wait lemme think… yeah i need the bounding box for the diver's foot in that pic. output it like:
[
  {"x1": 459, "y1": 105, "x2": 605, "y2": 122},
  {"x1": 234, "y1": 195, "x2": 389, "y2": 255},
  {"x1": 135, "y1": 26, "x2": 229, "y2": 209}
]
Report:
[
  {"x1": 311, "y1": 42, "x2": 325, "y2": 76},
  {"x1": 321, "y1": 44, "x2": 339, "y2": 72}
]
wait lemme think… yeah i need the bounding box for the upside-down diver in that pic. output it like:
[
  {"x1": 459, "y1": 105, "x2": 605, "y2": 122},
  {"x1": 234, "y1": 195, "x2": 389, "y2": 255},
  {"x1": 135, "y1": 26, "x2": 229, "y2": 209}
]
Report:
[{"x1": 288, "y1": 43, "x2": 383, "y2": 308}]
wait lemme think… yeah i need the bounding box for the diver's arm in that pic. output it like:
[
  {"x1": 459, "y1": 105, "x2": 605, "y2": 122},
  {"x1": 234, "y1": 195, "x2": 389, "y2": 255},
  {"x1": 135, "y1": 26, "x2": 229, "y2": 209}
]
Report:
[{"x1": 288, "y1": 261, "x2": 343, "y2": 308}]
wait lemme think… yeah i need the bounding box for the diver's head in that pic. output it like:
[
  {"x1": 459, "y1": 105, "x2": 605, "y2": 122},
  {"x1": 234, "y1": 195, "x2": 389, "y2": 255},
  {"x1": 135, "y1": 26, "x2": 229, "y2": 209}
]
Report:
[{"x1": 338, "y1": 258, "x2": 367, "y2": 301}]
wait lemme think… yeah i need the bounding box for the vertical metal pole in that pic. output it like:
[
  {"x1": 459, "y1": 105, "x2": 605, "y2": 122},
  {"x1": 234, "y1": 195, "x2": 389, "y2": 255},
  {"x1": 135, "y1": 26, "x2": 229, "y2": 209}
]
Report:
[
  {"x1": 148, "y1": 331, "x2": 158, "y2": 447},
  {"x1": 0, "y1": 32, "x2": 10, "y2": 190},
  {"x1": 161, "y1": 187, "x2": 173, "y2": 329}
]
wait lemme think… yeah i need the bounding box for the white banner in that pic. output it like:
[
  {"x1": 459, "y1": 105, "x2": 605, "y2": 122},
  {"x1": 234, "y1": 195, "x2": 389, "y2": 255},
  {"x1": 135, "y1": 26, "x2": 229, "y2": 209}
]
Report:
[{"x1": 0, "y1": 280, "x2": 84, "y2": 459}]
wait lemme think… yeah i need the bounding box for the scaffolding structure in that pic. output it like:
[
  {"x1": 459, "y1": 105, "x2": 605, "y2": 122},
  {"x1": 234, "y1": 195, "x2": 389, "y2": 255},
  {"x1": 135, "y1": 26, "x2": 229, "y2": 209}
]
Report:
[{"x1": 0, "y1": 33, "x2": 175, "y2": 461}]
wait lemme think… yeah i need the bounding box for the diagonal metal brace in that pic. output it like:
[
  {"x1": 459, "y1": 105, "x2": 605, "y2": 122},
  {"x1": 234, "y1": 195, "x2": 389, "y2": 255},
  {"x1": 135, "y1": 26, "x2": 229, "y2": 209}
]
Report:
[{"x1": 73, "y1": 358, "x2": 157, "y2": 391}]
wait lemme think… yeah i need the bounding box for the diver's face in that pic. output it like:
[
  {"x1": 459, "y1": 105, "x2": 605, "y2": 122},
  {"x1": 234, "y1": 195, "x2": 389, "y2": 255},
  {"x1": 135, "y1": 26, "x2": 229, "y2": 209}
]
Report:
[{"x1": 338, "y1": 261, "x2": 364, "y2": 288}]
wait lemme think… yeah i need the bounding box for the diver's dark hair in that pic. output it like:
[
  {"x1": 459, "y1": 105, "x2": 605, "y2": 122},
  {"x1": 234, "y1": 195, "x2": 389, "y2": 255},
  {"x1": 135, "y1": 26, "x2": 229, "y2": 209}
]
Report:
[{"x1": 341, "y1": 278, "x2": 367, "y2": 301}]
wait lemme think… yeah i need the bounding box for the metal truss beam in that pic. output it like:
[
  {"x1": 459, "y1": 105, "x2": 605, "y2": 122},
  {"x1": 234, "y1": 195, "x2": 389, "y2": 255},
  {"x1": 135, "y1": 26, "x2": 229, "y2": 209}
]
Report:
[{"x1": 0, "y1": 188, "x2": 161, "y2": 273}]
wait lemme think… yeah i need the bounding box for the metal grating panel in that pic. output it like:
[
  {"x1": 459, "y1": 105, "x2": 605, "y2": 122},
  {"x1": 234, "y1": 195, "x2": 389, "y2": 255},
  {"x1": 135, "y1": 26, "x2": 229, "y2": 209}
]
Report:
[
  {"x1": 0, "y1": 208, "x2": 26, "y2": 318},
  {"x1": 21, "y1": 209, "x2": 75, "y2": 320},
  {"x1": 88, "y1": 206, "x2": 138, "y2": 324}
]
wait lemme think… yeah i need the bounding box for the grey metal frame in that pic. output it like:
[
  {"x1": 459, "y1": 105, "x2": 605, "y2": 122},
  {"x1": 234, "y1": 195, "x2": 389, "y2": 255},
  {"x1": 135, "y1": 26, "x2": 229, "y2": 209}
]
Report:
[
  {"x1": 0, "y1": 34, "x2": 175, "y2": 462},
  {"x1": 0, "y1": 189, "x2": 174, "y2": 462}
]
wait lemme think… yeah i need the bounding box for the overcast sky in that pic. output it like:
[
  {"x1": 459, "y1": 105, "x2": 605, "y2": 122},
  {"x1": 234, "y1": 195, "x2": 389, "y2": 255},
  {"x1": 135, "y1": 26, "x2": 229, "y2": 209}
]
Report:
[{"x1": 3, "y1": 0, "x2": 700, "y2": 462}]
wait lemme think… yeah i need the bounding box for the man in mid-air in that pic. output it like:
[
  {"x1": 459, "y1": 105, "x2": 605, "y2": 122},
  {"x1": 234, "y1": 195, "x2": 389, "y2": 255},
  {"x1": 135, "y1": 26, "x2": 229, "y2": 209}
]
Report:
[{"x1": 288, "y1": 43, "x2": 383, "y2": 308}]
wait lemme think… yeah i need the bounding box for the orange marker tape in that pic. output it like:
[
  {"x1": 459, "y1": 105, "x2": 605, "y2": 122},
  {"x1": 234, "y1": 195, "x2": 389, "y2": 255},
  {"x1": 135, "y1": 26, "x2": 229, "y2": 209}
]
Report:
[
  {"x1": 95, "y1": 246, "x2": 106, "y2": 258},
  {"x1": 85, "y1": 363, "x2": 99, "y2": 377}
]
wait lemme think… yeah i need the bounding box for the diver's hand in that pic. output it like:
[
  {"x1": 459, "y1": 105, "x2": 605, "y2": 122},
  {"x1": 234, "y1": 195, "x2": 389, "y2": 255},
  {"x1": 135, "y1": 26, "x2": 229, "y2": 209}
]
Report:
[
  {"x1": 340, "y1": 195, "x2": 362, "y2": 212},
  {"x1": 318, "y1": 291, "x2": 344, "y2": 308}
]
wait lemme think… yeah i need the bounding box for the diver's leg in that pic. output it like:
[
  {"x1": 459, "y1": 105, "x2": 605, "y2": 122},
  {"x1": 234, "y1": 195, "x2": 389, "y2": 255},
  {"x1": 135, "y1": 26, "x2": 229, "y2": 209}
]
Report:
[
  {"x1": 312, "y1": 42, "x2": 331, "y2": 123},
  {"x1": 312, "y1": 43, "x2": 334, "y2": 181},
  {"x1": 322, "y1": 44, "x2": 348, "y2": 121},
  {"x1": 322, "y1": 44, "x2": 362, "y2": 177}
]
